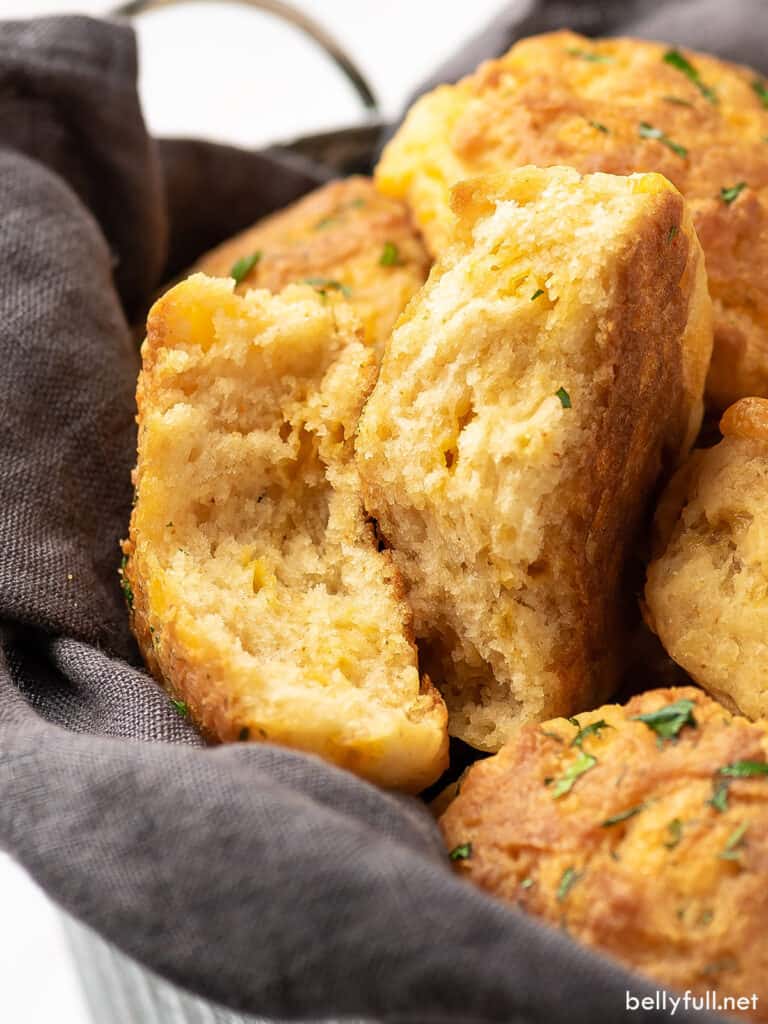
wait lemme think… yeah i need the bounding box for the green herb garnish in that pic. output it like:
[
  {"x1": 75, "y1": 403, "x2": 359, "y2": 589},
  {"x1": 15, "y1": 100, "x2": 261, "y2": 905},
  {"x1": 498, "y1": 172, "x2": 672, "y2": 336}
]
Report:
[
  {"x1": 449, "y1": 842, "x2": 472, "y2": 862},
  {"x1": 304, "y1": 277, "x2": 352, "y2": 298},
  {"x1": 720, "y1": 821, "x2": 749, "y2": 861},
  {"x1": 531, "y1": 288, "x2": 545, "y2": 301},
  {"x1": 571, "y1": 719, "x2": 610, "y2": 748},
  {"x1": 662, "y1": 95, "x2": 694, "y2": 107},
  {"x1": 667, "y1": 225, "x2": 679, "y2": 243},
  {"x1": 638, "y1": 122, "x2": 688, "y2": 158},
  {"x1": 663, "y1": 49, "x2": 717, "y2": 104},
  {"x1": 709, "y1": 778, "x2": 730, "y2": 813},
  {"x1": 588, "y1": 120, "x2": 609, "y2": 133},
  {"x1": 520, "y1": 877, "x2": 534, "y2": 889},
  {"x1": 567, "y1": 48, "x2": 613, "y2": 63},
  {"x1": 379, "y1": 241, "x2": 401, "y2": 267},
  {"x1": 556, "y1": 387, "x2": 572, "y2": 409},
  {"x1": 752, "y1": 79, "x2": 768, "y2": 108},
  {"x1": 602, "y1": 804, "x2": 644, "y2": 827},
  {"x1": 119, "y1": 554, "x2": 133, "y2": 609},
  {"x1": 664, "y1": 818, "x2": 683, "y2": 849},
  {"x1": 557, "y1": 866, "x2": 581, "y2": 902},
  {"x1": 552, "y1": 752, "x2": 596, "y2": 798},
  {"x1": 230, "y1": 251, "x2": 262, "y2": 285},
  {"x1": 632, "y1": 698, "x2": 696, "y2": 741},
  {"x1": 720, "y1": 182, "x2": 747, "y2": 205},
  {"x1": 172, "y1": 698, "x2": 188, "y2": 717},
  {"x1": 721, "y1": 760, "x2": 768, "y2": 778}
]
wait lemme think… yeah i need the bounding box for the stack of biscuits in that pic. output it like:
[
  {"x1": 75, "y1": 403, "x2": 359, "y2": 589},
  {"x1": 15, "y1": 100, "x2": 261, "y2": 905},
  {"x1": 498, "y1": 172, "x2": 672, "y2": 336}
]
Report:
[{"x1": 123, "y1": 32, "x2": 768, "y2": 1020}]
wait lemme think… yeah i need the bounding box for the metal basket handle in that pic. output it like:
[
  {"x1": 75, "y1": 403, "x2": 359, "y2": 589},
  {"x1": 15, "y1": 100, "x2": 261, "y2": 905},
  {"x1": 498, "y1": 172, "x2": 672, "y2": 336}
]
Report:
[{"x1": 110, "y1": 0, "x2": 379, "y2": 113}]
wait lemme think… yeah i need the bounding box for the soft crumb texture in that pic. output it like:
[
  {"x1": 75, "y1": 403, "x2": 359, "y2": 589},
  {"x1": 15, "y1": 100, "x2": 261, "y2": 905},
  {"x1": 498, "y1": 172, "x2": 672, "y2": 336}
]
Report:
[
  {"x1": 440, "y1": 686, "x2": 768, "y2": 1022},
  {"x1": 376, "y1": 30, "x2": 768, "y2": 408},
  {"x1": 194, "y1": 176, "x2": 430, "y2": 354},
  {"x1": 356, "y1": 166, "x2": 712, "y2": 751},
  {"x1": 645, "y1": 397, "x2": 768, "y2": 721},
  {"x1": 124, "y1": 273, "x2": 447, "y2": 792}
]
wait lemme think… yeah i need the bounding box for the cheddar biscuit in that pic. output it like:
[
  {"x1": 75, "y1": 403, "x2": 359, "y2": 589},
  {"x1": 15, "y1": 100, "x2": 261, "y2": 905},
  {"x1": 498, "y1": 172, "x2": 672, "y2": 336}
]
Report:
[
  {"x1": 356, "y1": 166, "x2": 711, "y2": 751},
  {"x1": 124, "y1": 274, "x2": 448, "y2": 792}
]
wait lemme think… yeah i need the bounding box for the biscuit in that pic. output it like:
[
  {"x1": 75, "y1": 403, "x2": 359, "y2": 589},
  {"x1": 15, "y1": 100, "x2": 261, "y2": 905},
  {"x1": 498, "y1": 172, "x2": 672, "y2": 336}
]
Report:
[
  {"x1": 377, "y1": 30, "x2": 768, "y2": 408},
  {"x1": 645, "y1": 396, "x2": 768, "y2": 721},
  {"x1": 123, "y1": 273, "x2": 448, "y2": 792},
  {"x1": 195, "y1": 176, "x2": 430, "y2": 353},
  {"x1": 356, "y1": 166, "x2": 712, "y2": 751},
  {"x1": 440, "y1": 686, "x2": 768, "y2": 1022}
]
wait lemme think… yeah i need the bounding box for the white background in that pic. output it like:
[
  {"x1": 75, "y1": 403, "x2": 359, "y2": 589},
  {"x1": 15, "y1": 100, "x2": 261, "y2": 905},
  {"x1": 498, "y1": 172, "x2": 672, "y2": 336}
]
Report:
[{"x1": 0, "y1": 1, "x2": 512, "y2": 1021}]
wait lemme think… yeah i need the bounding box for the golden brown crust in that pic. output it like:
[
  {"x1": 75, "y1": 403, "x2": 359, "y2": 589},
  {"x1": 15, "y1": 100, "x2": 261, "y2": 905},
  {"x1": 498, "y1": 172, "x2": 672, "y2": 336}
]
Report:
[
  {"x1": 377, "y1": 30, "x2": 768, "y2": 408},
  {"x1": 125, "y1": 274, "x2": 448, "y2": 792},
  {"x1": 440, "y1": 686, "x2": 768, "y2": 1020},
  {"x1": 194, "y1": 176, "x2": 430, "y2": 353},
  {"x1": 357, "y1": 166, "x2": 712, "y2": 751},
  {"x1": 719, "y1": 396, "x2": 768, "y2": 441}
]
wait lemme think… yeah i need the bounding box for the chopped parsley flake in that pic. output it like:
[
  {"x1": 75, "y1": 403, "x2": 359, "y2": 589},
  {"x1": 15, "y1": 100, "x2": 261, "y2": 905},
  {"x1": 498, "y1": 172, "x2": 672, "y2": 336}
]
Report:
[
  {"x1": 752, "y1": 79, "x2": 768, "y2": 108},
  {"x1": 720, "y1": 821, "x2": 749, "y2": 861},
  {"x1": 567, "y1": 48, "x2": 613, "y2": 63},
  {"x1": 557, "y1": 866, "x2": 581, "y2": 902},
  {"x1": 632, "y1": 698, "x2": 696, "y2": 741},
  {"x1": 304, "y1": 277, "x2": 352, "y2": 298},
  {"x1": 663, "y1": 49, "x2": 717, "y2": 104},
  {"x1": 667, "y1": 225, "x2": 679, "y2": 243},
  {"x1": 638, "y1": 122, "x2": 688, "y2": 158},
  {"x1": 531, "y1": 288, "x2": 545, "y2": 301},
  {"x1": 720, "y1": 181, "x2": 747, "y2": 205},
  {"x1": 571, "y1": 719, "x2": 610, "y2": 748},
  {"x1": 230, "y1": 251, "x2": 262, "y2": 284},
  {"x1": 720, "y1": 760, "x2": 768, "y2": 778},
  {"x1": 588, "y1": 120, "x2": 609, "y2": 133},
  {"x1": 709, "y1": 778, "x2": 731, "y2": 813},
  {"x1": 556, "y1": 386, "x2": 572, "y2": 409},
  {"x1": 379, "y1": 241, "x2": 401, "y2": 266},
  {"x1": 119, "y1": 554, "x2": 133, "y2": 609},
  {"x1": 602, "y1": 804, "x2": 644, "y2": 827},
  {"x1": 520, "y1": 877, "x2": 534, "y2": 889},
  {"x1": 171, "y1": 698, "x2": 188, "y2": 717},
  {"x1": 552, "y1": 752, "x2": 596, "y2": 798},
  {"x1": 664, "y1": 818, "x2": 683, "y2": 849},
  {"x1": 662, "y1": 95, "x2": 694, "y2": 107},
  {"x1": 449, "y1": 842, "x2": 472, "y2": 862}
]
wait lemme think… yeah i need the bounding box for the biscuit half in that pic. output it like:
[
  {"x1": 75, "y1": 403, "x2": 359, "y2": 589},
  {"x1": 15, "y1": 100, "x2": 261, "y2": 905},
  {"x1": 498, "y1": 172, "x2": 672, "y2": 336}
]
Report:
[
  {"x1": 124, "y1": 274, "x2": 448, "y2": 792},
  {"x1": 356, "y1": 166, "x2": 712, "y2": 751}
]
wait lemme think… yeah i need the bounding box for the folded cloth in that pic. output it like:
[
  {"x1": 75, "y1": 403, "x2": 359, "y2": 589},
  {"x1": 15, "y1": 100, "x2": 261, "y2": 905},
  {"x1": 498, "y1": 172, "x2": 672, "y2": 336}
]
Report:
[{"x1": 0, "y1": 5, "x2": 757, "y2": 1022}]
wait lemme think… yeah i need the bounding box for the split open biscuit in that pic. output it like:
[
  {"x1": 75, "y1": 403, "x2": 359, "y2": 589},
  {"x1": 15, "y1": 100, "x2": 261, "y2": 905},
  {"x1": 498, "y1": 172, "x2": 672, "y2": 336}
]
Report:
[
  {"x1": 124, "y1": 273, "x2": 448, "y2": 792},
  {"x1": 356, "y1": 166, "x2": 712, "y2": 751}
]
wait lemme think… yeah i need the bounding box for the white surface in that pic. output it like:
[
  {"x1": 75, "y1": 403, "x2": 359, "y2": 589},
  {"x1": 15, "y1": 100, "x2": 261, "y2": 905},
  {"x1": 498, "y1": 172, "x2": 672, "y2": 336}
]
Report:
[
  {"x1": 0, "y1": 1, "x2": 509, "y2": 1022},
  {"x1": 0, "y1": 853, "x2": 91, "y2": 1024}
]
